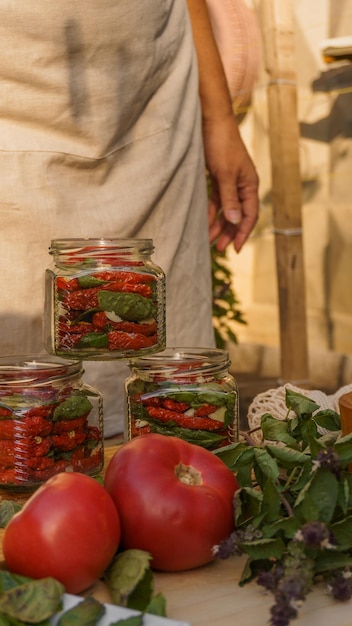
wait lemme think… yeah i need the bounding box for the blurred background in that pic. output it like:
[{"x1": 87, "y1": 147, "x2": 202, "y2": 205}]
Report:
[{"x1": 210, "y1": 0, "x2": 352, "y2": 408}]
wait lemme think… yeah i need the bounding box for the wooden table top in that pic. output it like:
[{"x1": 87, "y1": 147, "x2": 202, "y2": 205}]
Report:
[{"x1": 1, "y1": 445, "x2": 351, "y2": 626}]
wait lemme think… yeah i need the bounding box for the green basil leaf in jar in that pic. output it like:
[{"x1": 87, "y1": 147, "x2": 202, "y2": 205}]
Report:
[
  {"x1": 53, "y1": 395, "x2": 93, "y2": 421},
  {"x1": 98, "y1": 291, "x2": 154, "y2": 322}
]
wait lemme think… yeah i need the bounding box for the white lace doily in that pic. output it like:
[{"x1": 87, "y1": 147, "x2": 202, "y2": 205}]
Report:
[{"x1": 246, "y1": 382, "x2": 352, "y2": 445}]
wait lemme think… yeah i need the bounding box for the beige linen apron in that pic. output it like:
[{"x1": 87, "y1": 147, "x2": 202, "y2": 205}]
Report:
[{"x1": 0, "y1": 0, "x2": 214, "y2": 436}]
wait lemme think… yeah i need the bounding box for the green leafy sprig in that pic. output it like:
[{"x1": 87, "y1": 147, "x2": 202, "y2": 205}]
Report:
[{"x1": 214, "y1": 388, "x2": 352, "y2": 626}]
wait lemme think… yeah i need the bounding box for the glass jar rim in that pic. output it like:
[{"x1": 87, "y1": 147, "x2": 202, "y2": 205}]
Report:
[
  {"x1": 0, "y1": 355, "x2": 82, "y2": 385},
  {"x1": 129, "y1": 347, "x2": 230, "y2": 375},
  {"x1": 49, "y1": 238, "x2": 154, "y2": 253}
]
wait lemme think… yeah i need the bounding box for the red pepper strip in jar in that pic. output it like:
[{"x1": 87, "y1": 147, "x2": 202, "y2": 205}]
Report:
[
  {"x1": 22, "y1": 416, "x2": 53, "y2": 437},
  {"x1": 52, "y1": 415, "x2": 87, "y2": 434},
  {"x1": 160, "y1": 399, "x2": 190, "y2": 413},
  {"x1": 194, "y1": 404, "x2": 218, "y2": 416},
  {"x1": 0, "y1": 420, "x2": 15, "y2": 439},
  {"x1": 108, "y1": 331, "x2": 157, "y2": 350},
  {"x1": 103, "y1": 282, "x2": 152, "y2": 298},
  {"x1": 91, "y1": 271, "x2": 155, "y2": 284},
  {"x1": 56, "y1": 277, "x2": 80, "y2": 292},
  {"x1": 145, "y1": 407, "x2": 226, "y2": 431},
  {"x1": 27, "y1": 436, "x2": 52, "y2": 457},
  {"x1": 52, "y1": 429, "x2": 87, "y2": 452},
  {"x1": 62, "y1": 282, "x2": 153, "y2": 311},
  {"x1": 92, "y1": 312, "x2": 157, "y2": 336},
  {"x1": 0, "y1": 440, "x2": 15, "y2": 465}
]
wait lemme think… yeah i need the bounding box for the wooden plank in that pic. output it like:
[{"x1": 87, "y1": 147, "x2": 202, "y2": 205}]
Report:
[{"x1": 260, "y1": 0, "x2": 309, "y2": 385}]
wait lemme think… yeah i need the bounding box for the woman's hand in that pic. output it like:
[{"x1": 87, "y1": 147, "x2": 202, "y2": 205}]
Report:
[
  {"x1": 186, "y1": 0, "x2": 259, "y2": 253},
  {"x1": 204, "y1": 113, "x2": 259, "y2": 253}
]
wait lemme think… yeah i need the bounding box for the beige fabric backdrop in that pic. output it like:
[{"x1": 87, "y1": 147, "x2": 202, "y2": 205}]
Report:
[{"x1": 0, "y1": 0, "x2": 215, "y2": 436}]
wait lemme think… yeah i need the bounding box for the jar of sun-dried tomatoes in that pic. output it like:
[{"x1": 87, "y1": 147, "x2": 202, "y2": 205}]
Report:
[
  {"x1": 44, "y1": 238, "x2": 166, "y2": 360},
  {"x1": 0, "y1": 355, "x2": 103, "y2": 489},
  {"x1": 125, "y1": 348, "x2": 239, "y2": 451}
]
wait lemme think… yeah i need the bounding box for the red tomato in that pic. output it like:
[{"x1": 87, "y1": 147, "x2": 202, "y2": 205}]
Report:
[
  {"x1": 3, "y1": 472, "x2": 120, "y2": 593},
  {"x1": 104, "y1": 434, "x2": 239, "y2": 571}
]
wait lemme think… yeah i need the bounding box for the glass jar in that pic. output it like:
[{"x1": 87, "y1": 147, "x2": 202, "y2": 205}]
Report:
[
  {"x1": 125, "y1": 348, "x2": 239, "y2": 450},
  {"x1": 0, "y1": 355, "x2": 103, "y2": 489},
  {"x1": 44, "y1": 238, "x2": 166, "y2": 360}
]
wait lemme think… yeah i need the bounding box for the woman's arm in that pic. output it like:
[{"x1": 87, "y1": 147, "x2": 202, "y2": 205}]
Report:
[{"x1": 186, "y1": 0, "x2": 259, "y2": 252}]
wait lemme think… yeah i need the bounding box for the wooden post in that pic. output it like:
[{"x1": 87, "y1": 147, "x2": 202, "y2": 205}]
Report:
[{"x1": 260, "y1": 0, "x2": 309, "y2": 385}]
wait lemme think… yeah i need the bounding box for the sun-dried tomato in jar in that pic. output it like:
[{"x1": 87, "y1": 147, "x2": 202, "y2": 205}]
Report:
[
  {"x1": 125, "y1": 348, "x2": 239, "y2": 451},
  {"x1": 0, "y1": 356, "x2": 103, "y2": 489},
  {"x1": 44, "y1": 238, "x2": 166, "y2": 360}
]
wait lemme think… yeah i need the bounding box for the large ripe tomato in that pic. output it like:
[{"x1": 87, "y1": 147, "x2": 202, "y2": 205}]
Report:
[
  {"x1": 104, "y1": 434, "x2": 239, "y2": 571},
  {"x1": 3, "y1": 472, "x2": 120, "y2": 594}
]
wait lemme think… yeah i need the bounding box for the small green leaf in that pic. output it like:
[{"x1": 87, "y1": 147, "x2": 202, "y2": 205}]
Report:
[
  {"x1": 238, "y1": 557, "x2": 271, "y2": 586},
  {"x1": 109, "y1": 616, "x2": 143, "y2": 626},
  {"x1": 313, "y1": 409, "x2": 340, "y2": 432},
  {"x1": 145, "y1": 592, "x2": 167, "y2": 617},
  {"x1": 260, "y1": 414, "x2": 298, "y2": 447},
  {"x1": 334, "y1": 432, "x2": 352, "y2": 464},
  {"x1": 78, "y1": 275, "x2": 107, "y2": 288},
  {"x1": 330, "y1": 516, "x2": 352, "y2": 550},
  {"x1": 213, "y1": 442, "x2": 248, "y2": 470},
  {"x1": 0, "y1": 570, "x2": 33, "y2": 594},
  {"x1": 260, "y1": 480, "x2": 281, "y2": 522},
  {"x1": 263, "y1": 517, "x2": 301, "y2": 540},
  {"x1": 336, "y1": 476, "x2": 349, "y2": 515},
  {"x1": 98, "y1": 291, "x2": 153, "y2": 322},
  {"x1": 105, "y1": 549, "x2": 153, "y2": 608},
  {"x1": 0, "y1": 577, "x2": 64, "y2": 622},
  {"x1": 285, "y1": 388, "x2": 319, "y2": 418},
  {"x1": 266, "y1": 444, "x2": 310, "y2": 467},
  {"x1": 57, "y1": 596, "x2": 105, "y2": 625},
  {"x1": 314, "y1": 553, "x2": 352, "y2": 573},
  {"x1": 78, "y1": 332, "x2": 108, "y2": 349},
  {"x1": 240, "y1": 537, "x2": 286, "y2": 560},
  {"x1": 53, "y1": 395, "x2": 92, "y2": 421},
  {"x1": 0, "y1": 501, "x2": 22, "y2": 528},
  {"x1": 295, "y1": 468, "x2": 339, "y2": 523},
  {"x1": 253, "y1": 448, "x2": 280, "y2": 482},
  {"x1": 126, "y1": 568, "x2": 154, "y2": 612},
  {"x1": 234, "y1": 487, "x2": 262, "y2": 524}
]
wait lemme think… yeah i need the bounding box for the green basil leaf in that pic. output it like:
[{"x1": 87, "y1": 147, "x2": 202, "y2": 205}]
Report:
[
  {"x1": 0, "y1": 577, "x2": 64, "y2": 623},
  {"x1": 330, "y1": 516, "x2": 352, "y2": 550},
  {"x1": 260, "y1": 414, "x2": 298, "y2": 448},
  {"x1": 253, "y1": 448, "x2": 280, "y2": 482},
  {"x1": 313, "y1": 409, "x2": 340, "y2": 431},
  {"x1": 77, "y1": 332, "x2": 108, "y2": 349},
  {"x1": 0, "y1": 501, "x2": 22, "y2": 529},
  {"x1": 0, "y1": 571, "x2": 33, "y2": 594},
  {"x1": 294, "y1": 468, "x2": 339, "y2": 523},
  {"x1": 109, "y1": 616, "x2": 143, "y2": 626},
  {"x1": 240, "y1": 537, "x2": 286, "y2": 561},
  {"x1": 260, "y1": 480, "x2": 281, "y2": 522},
  {"x1": 285, "y1": 388, "x2": 319, "y2": 419},
  {"x1": 334, "y1": 431, "x2": 352, "y2": 464},
  {"x1": 53, "y1": 395, "x2": 93, "y2": 421},
  {"x1": 98, "y1": 291, "x2": 153, "y2": 322},
  {"x1": 78, "y1": 275, "x2": 108, "y2": 288},
  {"x1": 57, "y1": 597, "x2": 105, "y2": 625},
  {"x1": 266, "y1": 444, "x2": 310, "y2": 467},
  {"x1": 213, "y1": 442, "x2": 248, "y2": 470},
  {"x1": 105, "y1": 549, "x2": 153, "y2": 608},
  {"x1": 126, "y1": 568, "x2": 154, "y2": 612},
  {"x1": 145, "y1": 592, "x2": 167, "y2": 617}
]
